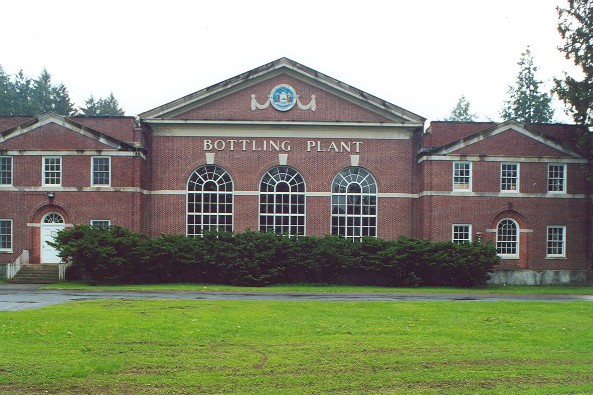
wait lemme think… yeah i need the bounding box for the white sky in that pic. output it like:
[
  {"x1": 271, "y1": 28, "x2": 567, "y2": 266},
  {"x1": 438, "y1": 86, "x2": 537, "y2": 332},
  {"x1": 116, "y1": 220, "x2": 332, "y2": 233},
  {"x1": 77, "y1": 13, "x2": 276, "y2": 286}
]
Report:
[{"x1": 0, "y1": 0, "x2": 579, "y2": 122}]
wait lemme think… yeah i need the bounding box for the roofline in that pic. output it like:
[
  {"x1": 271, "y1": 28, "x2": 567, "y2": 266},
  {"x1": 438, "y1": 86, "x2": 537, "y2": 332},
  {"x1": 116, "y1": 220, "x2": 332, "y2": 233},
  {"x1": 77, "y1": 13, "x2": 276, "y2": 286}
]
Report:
[
  {"x1": 139, "y1": 57, "x2": 426, "y2": 123},
  {"x1": 143, "y1": 118, "x2": 424, "y2": 128}
]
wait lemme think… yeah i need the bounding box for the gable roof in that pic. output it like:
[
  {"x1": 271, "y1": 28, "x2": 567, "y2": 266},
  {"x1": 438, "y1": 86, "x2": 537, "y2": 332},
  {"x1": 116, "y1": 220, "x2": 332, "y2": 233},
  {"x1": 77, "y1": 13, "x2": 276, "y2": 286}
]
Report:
[
  {"x1": 421, "y1": 120, "x2": 584, "y2": 159},
  {"x1": 0, "y1": 112, "x2": 140, "y2": 151},
  {"x1": 139, "y1": 57, "x2": 426, "y2": 125}
]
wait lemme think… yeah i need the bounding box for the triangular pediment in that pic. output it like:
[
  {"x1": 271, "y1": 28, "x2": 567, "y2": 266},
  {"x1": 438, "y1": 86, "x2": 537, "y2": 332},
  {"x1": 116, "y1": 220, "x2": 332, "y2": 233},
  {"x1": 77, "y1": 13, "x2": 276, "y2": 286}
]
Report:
[
  {"x1": 428, "y1": 120, "x2": 583, "y2": 159},
  {"x1": 139, "y1": 57, "x2": 425, "y2": 126},
  {"x1": 0, "y1": 112, "x2": 136, "y2": 151}
]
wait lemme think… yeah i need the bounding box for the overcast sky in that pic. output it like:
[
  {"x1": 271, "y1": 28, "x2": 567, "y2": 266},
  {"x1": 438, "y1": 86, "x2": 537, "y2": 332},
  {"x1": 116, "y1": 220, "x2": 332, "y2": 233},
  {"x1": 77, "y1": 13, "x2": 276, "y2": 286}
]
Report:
[{"x1": 0, "y1": 0, "x2": 579, "y2": 122}]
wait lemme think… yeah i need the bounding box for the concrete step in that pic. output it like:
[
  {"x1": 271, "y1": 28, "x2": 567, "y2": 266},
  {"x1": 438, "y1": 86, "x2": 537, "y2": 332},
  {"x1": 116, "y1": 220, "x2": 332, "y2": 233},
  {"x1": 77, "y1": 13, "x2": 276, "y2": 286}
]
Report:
[{"x1": 11, "y1": 265, "x2": 60, "y2": 284}]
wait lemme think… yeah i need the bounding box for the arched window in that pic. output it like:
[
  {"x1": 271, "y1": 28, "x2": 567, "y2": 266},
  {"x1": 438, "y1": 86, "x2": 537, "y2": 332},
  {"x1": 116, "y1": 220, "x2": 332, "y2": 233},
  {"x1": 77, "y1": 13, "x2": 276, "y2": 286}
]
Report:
[
  {"x1": 259, "y1": 166, "x2": 305, "y2": 236},
  {"x1": 496, "y1": 218, "x2": 519, "y2": 258},
  {"x1": 43, "y1": 213, "x2": 64, "y2": 224},
  {"x1": 331, "y1": 167, "x2": 377, "y2": 240},
  {"x1": 187, "y1": 165, "x2": 233, "y2": 236}
]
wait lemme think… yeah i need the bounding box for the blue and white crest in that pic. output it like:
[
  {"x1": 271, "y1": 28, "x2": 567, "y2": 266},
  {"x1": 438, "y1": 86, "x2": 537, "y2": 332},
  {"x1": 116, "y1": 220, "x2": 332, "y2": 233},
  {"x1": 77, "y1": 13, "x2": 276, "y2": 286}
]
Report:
[{"x1": 270, "y1": 84, "x2": 297, "y2": 111}]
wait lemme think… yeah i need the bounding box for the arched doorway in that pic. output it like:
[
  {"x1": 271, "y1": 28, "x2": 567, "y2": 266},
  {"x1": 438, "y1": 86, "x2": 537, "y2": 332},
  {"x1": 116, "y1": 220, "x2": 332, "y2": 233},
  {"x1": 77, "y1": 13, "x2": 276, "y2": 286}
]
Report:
[{"x1": 40, "y1": 212, "x2": 65, "y2": 263}]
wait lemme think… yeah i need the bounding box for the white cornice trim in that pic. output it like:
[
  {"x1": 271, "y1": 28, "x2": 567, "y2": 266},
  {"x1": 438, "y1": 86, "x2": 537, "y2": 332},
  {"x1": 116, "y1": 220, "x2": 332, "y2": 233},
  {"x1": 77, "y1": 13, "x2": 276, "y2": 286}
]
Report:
[
  {"x1": 1, "y1": 150, "x2": 146, "y2": 160},
  {"x1": 418, "y1": 155, "x2": 588, "y2": 164},
  {"x1": 418, "y1": 191, "x2": 588, "y2": 199},
  {"x1": 144, "y1": 119, "x2": 423, "y2": 128}
]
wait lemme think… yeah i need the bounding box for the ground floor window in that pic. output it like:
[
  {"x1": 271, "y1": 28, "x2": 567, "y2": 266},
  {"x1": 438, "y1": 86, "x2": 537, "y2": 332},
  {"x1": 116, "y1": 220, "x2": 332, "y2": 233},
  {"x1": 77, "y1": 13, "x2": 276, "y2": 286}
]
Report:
[
  {"x1": 331, "y1": 167, "x2": 377, "y2": 240},
  {"x1": 452, "y1": 224, "x2": 472, "y2": 244},
  {"x1": 496, "y1": 218, "x2": 519, "y2": 258},
  {"x1": 91, "y1": 220, "x2": 111, "y2": 230},
  {"x1": 187, "y1": 165, "x2": 233, "y2": 237},
  {"x1": 0, "y1": 219, "x2": 12, "y2": 252},
  {"x1": 259, "y1": 166, "x2": 305, "y2": 236},
  {"x1": 546, "y1": 226, "x2": 566, "y2": 258}
]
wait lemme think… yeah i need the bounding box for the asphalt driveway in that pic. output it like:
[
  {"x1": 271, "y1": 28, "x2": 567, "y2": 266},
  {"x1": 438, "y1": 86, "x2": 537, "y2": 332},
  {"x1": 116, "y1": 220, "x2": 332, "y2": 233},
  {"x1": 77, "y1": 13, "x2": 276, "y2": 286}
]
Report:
[{"x1": 2, "y1": 283, "x2": 593, "y2": 311}]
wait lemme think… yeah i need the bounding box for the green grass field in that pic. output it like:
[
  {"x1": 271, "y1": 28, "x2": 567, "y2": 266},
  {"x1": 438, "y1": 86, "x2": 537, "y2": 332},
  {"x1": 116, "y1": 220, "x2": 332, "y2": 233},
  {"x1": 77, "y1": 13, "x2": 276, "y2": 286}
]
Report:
[{"x1": 1, "y1": 299, "x2": 593, "y2": 394}]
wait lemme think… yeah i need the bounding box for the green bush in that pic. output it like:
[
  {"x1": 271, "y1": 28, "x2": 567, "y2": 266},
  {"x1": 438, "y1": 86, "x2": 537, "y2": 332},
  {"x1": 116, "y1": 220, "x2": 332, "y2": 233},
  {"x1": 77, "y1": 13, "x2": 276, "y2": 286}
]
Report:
[{"x1": 52, "y1": 226, "x2": 500, "y2": 287}]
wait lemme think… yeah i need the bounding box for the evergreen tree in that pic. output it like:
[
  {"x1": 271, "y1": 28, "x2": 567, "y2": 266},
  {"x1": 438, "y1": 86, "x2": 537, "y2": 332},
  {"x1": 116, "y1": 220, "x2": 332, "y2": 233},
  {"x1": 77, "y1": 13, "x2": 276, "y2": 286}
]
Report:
[
  {"x1": 0, "y1": 65, "x2": 16, "y2": 116},
  {"x1": 81, "y1": 92, "x2": 125, "y2": 116},
  {"x1": 444, "y1": 95, "x2": 477, "y2": 121},
  {"x1": 52, "y1": 83, "x2": 77, "y2": 116},
  {"x1": 30, "y1": 68, "x2": 55, "y2": 114},
  {"x1": 501, "y1": 47, "x2": 555, "y2": 123},
  {"x1": 555, "y1": 0, "x2": 593, "y2": 130},
  {"x1": 12, "y1": 71, "x2": 35, "y2": 116}
]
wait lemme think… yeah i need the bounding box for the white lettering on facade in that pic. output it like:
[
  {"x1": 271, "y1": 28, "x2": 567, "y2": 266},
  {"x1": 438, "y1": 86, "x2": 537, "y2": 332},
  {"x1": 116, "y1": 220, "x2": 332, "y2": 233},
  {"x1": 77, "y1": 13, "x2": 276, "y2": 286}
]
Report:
[{"x1": 204, "y1": 140, "x2": 361, "y2": 153}]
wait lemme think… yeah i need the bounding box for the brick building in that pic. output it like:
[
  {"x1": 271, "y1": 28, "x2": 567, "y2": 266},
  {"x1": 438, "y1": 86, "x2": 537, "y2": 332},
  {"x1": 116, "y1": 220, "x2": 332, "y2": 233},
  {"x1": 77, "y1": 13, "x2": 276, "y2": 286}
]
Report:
[{"x1": 1, "y1": 58, "x2": 590, "y2": 284}]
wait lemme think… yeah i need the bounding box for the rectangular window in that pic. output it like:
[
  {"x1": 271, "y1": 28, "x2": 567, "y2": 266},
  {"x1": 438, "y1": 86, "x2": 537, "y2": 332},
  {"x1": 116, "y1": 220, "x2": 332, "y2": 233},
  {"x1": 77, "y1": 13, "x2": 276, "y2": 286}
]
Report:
[
  {"x1": 92, "y1": 157, "x2": 111, "y2": 186},
  {"x1": 548, "y1": 164, "x2": 566, "y2": 193},
  {"x1": 453, "y1": 161, "x2": 471, "y2": 191},
  {"x1": 501, "y1": 163, "x2": 519, "y2": 192},
  {"x1": 0, "y1": 219, "x2": 12, "y2": 252},
  {"x1": 0, "y1": 156, "x2": 13, "y2": 186},
  {"x1": 547, "y1": 226, "x2": 566, "y2": 258},
  {"x1": 90, "y1": 220, "x2": 111, "y2": 230},
  {"x1": 43, "y1": 157, "x2": 61, "y2": 186},
  {"x1": 452, "y1": 224, "x2": 472, "y2": 244}
]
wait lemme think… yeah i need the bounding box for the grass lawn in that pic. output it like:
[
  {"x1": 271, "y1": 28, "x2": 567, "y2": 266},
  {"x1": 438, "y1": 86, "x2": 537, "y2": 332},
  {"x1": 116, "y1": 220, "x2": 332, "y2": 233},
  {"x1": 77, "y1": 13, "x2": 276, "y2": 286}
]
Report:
[
  {"x1": 1, "y1": 300, "x2": 593, "y2": 394},
  {"x1": 43, "y1": 281, "x2": 593, "y2": 295}
]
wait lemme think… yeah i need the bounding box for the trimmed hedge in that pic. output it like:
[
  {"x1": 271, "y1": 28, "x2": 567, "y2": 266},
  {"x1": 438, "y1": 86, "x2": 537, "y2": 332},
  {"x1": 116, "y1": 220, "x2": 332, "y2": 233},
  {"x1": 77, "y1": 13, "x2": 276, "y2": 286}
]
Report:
[{"x1": 51, "y1": 225, "x2": 500, "y2": 287}]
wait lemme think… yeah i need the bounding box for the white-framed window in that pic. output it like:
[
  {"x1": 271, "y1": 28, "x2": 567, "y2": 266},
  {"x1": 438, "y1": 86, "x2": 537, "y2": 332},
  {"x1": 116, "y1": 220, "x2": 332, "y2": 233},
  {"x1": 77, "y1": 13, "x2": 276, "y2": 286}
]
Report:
[
  {"x1": 0, "y1": 219, "x2": 12, "y2": 252},
  {"x1": 91, "y1": 157, "x2": 111, "y2": 187},
  {"x1": 496, "y1": 218, "x2": 519, "y2": 258},
  {"x1": 548, "y1": 164, "x2": 566, "y2": 193},
  {"x1": 331, "y1": 167, "x2": 377, "y2": 240},
  {"x1": 187, "y1": 165, "x2": 233, "y2": 237},
  {"x1": 500, "y1": 163, "x2": 519, "y2": 192},
  {"x1": 0, "y1": 156, "x2": 13, "y2": 186},
  {"x1": 452, "y1": 224, "x2": 472, "y2": 244},
  {"x1": 260, "y1": 166, "x2": 305, "y2": 236},
  {"x1": 453, "y1": 161, "x2": 471, "y2": 191},
  {"x1": 43, "y1": 156, "x2": 62, "y2": 186},
  {"x1": 546, "y1": 226, "x2": 566, "y2": 258},
  {"x1": 90, "y1": 220, "x2": 111, "y2": 230}
]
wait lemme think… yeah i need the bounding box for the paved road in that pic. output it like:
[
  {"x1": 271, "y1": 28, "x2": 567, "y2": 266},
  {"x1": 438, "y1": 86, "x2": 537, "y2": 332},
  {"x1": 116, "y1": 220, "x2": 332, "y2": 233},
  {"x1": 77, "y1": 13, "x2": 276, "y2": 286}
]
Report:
[{"x1": 1, "y1": 283, "x2": 593, "y2": 311}]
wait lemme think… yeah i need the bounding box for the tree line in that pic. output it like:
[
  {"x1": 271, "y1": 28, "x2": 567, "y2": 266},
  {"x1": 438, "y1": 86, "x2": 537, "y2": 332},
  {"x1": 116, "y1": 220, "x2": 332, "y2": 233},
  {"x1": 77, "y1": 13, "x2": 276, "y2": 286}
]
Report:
[
  {"x1": 0, "y1": 66, "x2": 124, "y2": 116},
  {"x1": 445, "y1": 0, "x2": 592, "y2": 130}
]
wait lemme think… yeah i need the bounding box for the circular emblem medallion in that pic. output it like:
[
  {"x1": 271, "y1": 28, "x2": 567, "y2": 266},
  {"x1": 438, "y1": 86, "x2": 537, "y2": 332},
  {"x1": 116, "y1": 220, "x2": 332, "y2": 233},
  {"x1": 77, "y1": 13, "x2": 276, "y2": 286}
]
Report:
[{"x1": 270, "y1": 84, "x2": 297, "y2": 111}]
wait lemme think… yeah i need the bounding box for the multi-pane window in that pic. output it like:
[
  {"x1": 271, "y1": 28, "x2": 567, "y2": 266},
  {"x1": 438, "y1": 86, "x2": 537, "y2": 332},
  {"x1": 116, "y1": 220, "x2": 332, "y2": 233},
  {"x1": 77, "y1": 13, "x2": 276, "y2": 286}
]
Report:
[
  {"x1": 452, "y1": 224, "x2": 472, "y2": 244},
  {"x1": 496, "y1": 218, "x2": 519, "y2": 258},
  {"x1": 500, "y1": 163, "x2": 519, "y2": 192},
  {"x1": 548, "y1": 164, "x2": 566, "y2": 193},
  {"x1": 0, "y1": 156, "x2": 12, "y2": 186},
  {"x1": 91, "y1": 220, "x2": 111, "y2": 230},
  {"x1": 187, "y1": 165, "x2": 233, "y2": 237},
  {"x1": 43, "y1": 157, "x2": 61, "y2": 186},
  {"x1": 259, "y1": 166, "x2": 305, "y2": 236},
  {"x1": 547, "y1": 226, "x2": 566, "y2": 258},
  {"x1": 92, "y1": 157, "x2": 111, "y2": 186},
  {"x1": 331, "y1": 167, "x2": 377, "y2": 240},
  {"x1": 0, "y1": 219, "x2": 12, "y2": 252},
  {"x1": 453, "y1": 161, "x2": 471, "y2": 191}
]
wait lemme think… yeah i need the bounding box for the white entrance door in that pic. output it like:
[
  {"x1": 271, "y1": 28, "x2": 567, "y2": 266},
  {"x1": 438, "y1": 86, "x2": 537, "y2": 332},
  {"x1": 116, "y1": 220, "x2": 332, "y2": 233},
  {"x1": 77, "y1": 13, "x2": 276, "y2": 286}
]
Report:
[{"x1": 41, "y1": 213, "x2": 65, "y2": 263}]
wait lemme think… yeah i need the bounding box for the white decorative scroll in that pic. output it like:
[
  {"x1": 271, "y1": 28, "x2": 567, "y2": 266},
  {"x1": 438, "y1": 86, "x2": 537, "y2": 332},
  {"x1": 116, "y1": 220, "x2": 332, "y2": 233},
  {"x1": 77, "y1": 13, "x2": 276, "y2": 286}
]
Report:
[
  {"x1": 251, "y1": 94, "x2": 270, "y2": 110},
  {"x1": 297, "y1": 95, "x2": 316, "y2": 111}
]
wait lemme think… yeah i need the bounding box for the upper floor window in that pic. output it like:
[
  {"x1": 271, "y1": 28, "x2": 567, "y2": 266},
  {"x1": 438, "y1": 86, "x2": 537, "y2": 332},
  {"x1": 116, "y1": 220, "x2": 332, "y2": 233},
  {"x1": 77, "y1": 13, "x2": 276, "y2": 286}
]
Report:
[
  {"x1": 92, "y1": 157, "x2": 111, "y2": 186},
  {"x1": 452, "y1": 224, "x2": 472, "y2": 244},
  {"x1": 259, "y1": 166, "x2": 305, "y2": 236},
  {"x1": 331, "y1": 167, "x2": 377, "y2": 240},
  {"x1": 187, "y1": 165, "x2": 233, "y2": 237},
  {"x1": 548, "y1": 164, "x2": 566, "y2": 193},
  {"x1": 496, "y1": 218, "x2": 519, "y2": 258},
  {"x1": 453, "y1": 161, "x2": 471, "y2": 191},
  {"x1": 500, "y1": 163, "x2": 519, "y2": 192},
  {"x1": 0, "y1": 219, "x2": 13, "y2": 252},
  {"x1": 43, "y1": 157, "x2": 61, "y2": 186},
  {"x1": 546, "y1": 226, "x2": 566, "y2": 258},
  {"x1": 0, "y1": 156, "x2": 12, "y2": 186}
]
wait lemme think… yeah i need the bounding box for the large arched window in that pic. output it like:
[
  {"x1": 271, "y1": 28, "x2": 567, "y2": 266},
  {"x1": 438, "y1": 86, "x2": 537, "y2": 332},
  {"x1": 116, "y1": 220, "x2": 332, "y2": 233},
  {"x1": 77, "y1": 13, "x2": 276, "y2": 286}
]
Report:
[
  {"x1": 331, "y1": 167, "x2": 377, "y2": 240},
  {"x1": 259, "y1": 166, "x2": 305, "y2": 236},
  {"x1": 496, "y1": 218, "x2": 519, "y2": 258},
  {"x1": 187, "y1": 165, "x2": 233, "y2": 236}
]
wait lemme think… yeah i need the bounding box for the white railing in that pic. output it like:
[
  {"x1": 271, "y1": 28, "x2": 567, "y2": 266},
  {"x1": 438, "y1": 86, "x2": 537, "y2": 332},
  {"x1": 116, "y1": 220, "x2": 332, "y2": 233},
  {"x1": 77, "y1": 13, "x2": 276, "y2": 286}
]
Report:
[
  {"x1": 6, "y1": 250, "x2": 29, "y2": 280},
  {"x1": 58, "y1": 263, "x2": 70, "y2": 281}
]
